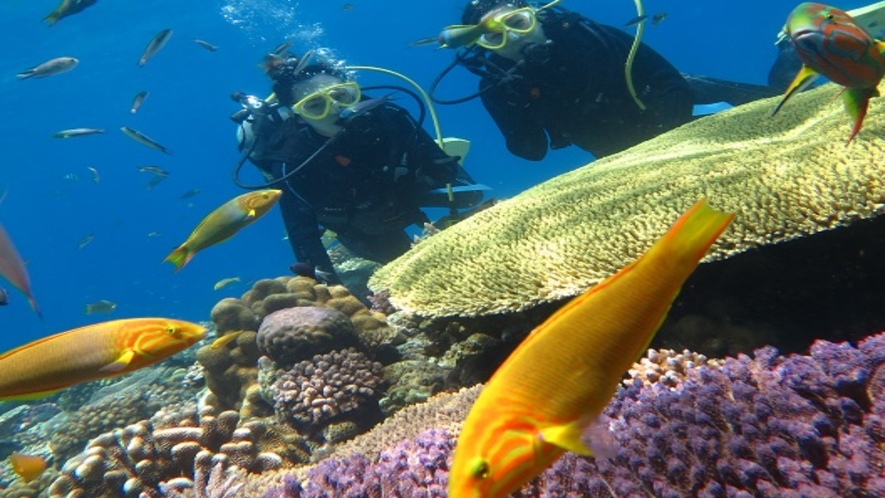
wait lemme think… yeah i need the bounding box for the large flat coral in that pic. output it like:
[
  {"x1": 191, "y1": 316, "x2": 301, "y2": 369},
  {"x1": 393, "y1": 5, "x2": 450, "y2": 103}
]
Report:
[{"x1": 370, "y1": 84, "x2": 885, "y2": 317}]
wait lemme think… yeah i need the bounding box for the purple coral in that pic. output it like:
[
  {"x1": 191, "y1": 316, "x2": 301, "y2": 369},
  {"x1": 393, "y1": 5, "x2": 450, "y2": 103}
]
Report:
[
  {"x1": 271, "y1": 348, "x2": 385, "y2": 431},
  {"x1": 262, "y1": 333, "x2": 885, "y2": 497}
]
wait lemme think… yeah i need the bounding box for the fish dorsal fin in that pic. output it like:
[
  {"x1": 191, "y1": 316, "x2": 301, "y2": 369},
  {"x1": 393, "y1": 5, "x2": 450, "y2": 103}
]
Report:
[
  {"x1": 99, "y1": 348, "x2": 135, "y2": 372},
  {"x1": 538, "y1": 419, "x2": 594, "y2": 456}
]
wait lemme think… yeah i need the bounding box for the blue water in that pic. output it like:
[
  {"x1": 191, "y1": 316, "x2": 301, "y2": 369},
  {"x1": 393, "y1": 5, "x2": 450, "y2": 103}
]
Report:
[{"x1": 0, "y1": 0, "x2": 859, "y2": 349}]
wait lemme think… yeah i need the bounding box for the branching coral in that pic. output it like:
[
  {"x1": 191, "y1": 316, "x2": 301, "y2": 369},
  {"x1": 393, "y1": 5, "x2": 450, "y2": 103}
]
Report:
[{"x1": 260, "y1": 333, "x2": 885, "y2": 497}]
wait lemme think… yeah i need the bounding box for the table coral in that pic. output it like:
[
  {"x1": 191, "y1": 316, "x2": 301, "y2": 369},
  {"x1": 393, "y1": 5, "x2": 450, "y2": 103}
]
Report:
[
  {"x1": 370, "y1": 83, "x2": 885, "y2": 318},
  {"x1": 258, "y1": 333, "x2": 885, "y2": 497}
]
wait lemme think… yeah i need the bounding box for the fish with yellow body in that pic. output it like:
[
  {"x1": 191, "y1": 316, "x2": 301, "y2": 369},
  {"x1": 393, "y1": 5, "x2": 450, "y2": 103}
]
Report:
[
  {"x1": 448, "y1": 198, "x2": 734, "y2": 498},
  {"x1": 0, "y1": 318, "x2": 206, "y2": 400},
  {"x1": 164, "y1": 189, "x2": 282, "y2": 271}
]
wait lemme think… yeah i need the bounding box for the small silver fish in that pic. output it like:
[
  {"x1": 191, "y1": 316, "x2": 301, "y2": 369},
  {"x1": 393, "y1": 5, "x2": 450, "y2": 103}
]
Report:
[
  {"x1": 86, "y1": 166, "x2": 100, "y2": 184},
  {"x1": 192, "y1": 38, "x2": 218, "y2": 52},
  {"x1": 271, "y1": 40, "x2": 293, "y2": 57},
  {"x1": 213, "y1": 277, "x2": 241, "y2": 290},
  {"x1": 147, "y1": 231, "x2": 161, "y2": 237},
  {"x1": 623, "y1": 15, "x2": 648, "y2": 27},
  {"x1": 138, "y1": 29, "x2": 173, "y2": 67},
  {"x1": 137, "y1": 165, "x2": 169, "y2": 176},
  {"x1": 77, "y1": 233, "x2": 95, "y2": 250},
  {"x1": 51, "y1": 128, "x2": 104, "y2": 139},
  {"x1": 85, "y1": 299, "x2": 116, "y2": 314},
  {"x1": 63, "y1": 173, "x2": 80, "y2": 181},
  {"x1": 145, "y1": 175, "x2": 166, "y2": 190},
  {"x1": 121, "y1": 127, "x2": 172, "y2": 155},
  {"x1": 179, "y1": 188, "x2": 201, "y2": 199},
  {"x1": 17, "y1": 57, "x2": 78, "y2": 80},
  {"x1": 651, "y1": 12, "x2": 668, "y2": 26},
  {"x1": 130, "y1": 91, "x2": 149, "y2": 114}
]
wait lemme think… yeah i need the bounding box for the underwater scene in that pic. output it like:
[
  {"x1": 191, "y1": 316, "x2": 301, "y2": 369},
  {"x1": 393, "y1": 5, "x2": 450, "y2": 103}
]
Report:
[{"x1": 1, "y1": 0, "x2": 884, "y2": 496}]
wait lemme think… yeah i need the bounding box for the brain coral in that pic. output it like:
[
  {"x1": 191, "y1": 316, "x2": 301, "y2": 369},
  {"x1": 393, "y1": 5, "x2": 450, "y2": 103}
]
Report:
[{"x1": 369, "y1": 83, "x2": 885, "y2": 317}]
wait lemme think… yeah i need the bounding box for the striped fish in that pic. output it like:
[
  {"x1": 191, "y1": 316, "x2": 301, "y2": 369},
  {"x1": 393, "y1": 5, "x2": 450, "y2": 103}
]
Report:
[
  {"x1": 448, "y1": 198, "x2": 734, "y2": 498},
  {"x1": 0, "y1": 318, "x2": 206, "y2": 400}
]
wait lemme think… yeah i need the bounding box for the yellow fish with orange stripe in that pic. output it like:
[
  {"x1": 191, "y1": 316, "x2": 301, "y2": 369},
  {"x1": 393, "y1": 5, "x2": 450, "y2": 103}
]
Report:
[
  {"x1": 448, "y1": 198, "x2": 734, "y2": 498},
  {"x1": 0, "y1": 318, "x2": 206, "y2": 400}
]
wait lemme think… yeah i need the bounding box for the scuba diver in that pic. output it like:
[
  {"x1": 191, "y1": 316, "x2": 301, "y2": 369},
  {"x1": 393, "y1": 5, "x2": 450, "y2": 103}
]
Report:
[
  {"x1": 231, "y1": 50, "x2": 483, "y2": 285},
  {"x1": 428, "y1": 0, "x2": 781, "y2": 160}
]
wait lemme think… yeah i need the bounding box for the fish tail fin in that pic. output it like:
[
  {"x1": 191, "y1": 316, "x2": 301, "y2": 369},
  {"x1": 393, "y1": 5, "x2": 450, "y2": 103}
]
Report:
[
  {"x1": 43, "y1": 12, "x2": 60, "y2": 26},
  {"x1": 772, "y1": 65, "x2": 819, "y2": 116},
  {"x1": 164, "y1": 245, "x2": 192, "y2": 272},
  {"x1": 842, "y1": 87, "x2": 877, "y2": 144},
  {"x1": 15, "y1": 71, "x2": 34, "y2": 80},
  {"x1": 27, "y1": 296, "x2": 42, "y2": 320},
  {"x1": 657, "y1": 198, "x2": 735, "y2": 265}
]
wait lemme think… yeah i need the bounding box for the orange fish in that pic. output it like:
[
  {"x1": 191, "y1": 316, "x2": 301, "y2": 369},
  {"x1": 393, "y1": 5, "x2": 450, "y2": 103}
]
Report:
[
  {"x1": 9, "y1": 453, "x2": 47, "y2": 482},
  {"x1": 164, "y1": 189, "x2": 282, "y2": 271},
  {"x1": 0, "y1": 224, "x2": 40, "y2": 318},
  {"x1": 0, "y1": 318, "x2": 206, "y2": 400},
  {"x1": 448, "y1": 198, "x2": 734, "y2": 498}
]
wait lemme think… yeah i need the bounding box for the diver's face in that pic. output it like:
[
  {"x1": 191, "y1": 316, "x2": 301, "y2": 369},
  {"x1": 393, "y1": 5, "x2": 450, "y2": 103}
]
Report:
[
  {"x1": 479, "y1": 6, "x2": 548, "y2": 61},
  {"x1": 292, "y1": 74, "x2": 350, "y2": 137}
]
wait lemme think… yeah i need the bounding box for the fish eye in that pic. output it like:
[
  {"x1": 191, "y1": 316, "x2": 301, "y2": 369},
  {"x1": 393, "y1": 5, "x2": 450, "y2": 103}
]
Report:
[
  {"x1": 468, "y1": 458, "x2": 490, "y2": 479},
  {"x1": 165, "y1": 325, "x2": 181, "y2": 337}
]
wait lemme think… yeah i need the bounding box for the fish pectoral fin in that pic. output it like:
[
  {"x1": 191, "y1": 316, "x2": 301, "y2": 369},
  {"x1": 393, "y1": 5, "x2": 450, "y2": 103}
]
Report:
[
  {"x1": 842, "y1": 87, "x2": 877, "y2": 143},
  {"x1": 99, "y1": 349, "x2": 136, "y2": 372},
  {"x1": 772, "y1": 65, "x2": 819, "y2": 116},
  {"x1": 538, "y1": 420, "x2": 595, "y2": 456},
  {"x1": 247, "y1": 209, "x2": 256, "y2": 217}
]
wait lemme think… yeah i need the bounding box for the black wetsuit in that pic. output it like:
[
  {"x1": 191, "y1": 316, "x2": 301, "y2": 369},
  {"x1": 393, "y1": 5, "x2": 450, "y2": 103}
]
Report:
[
  {"x1": 244, "y1": 102, "x2": 482, "y2": 281},
  {"x1": 475, "y1": 10, "x2": 694, "y2": 160}
]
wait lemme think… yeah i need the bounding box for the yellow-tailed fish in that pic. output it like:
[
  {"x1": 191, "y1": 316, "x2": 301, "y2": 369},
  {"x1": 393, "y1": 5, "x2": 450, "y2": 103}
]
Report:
[
  {"x1": 448, "y1": 198, "x2": 734, "y2": 498},
  {"x1": 0, "y1": 318, "x2": 206, "y2": 400},
  {"x1": 43, "y1": 0, "x2": 97, "y2": 26},
  {"x1": 0, "y1": 224, "x2": 40, "y2": 318},
  {"x1": 9, "y1": 453, "x2": 47, "y2": 482},
  {"x1": 164, "y1": 189, "x2": 282, "y2": 271}
]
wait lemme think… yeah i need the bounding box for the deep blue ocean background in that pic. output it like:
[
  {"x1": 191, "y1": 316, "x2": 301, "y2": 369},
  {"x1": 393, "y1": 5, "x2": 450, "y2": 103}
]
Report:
[{"x1": 0, "y1": 0, "x2": 863, "y2": 350}]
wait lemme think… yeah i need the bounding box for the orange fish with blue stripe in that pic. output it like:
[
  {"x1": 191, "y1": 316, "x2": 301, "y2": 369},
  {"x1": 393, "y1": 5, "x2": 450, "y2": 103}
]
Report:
[
  {"x1": 0, "y1": 318, "x2": 206, "y2": 400},
  {"x1": 448, "y1": 198, "x2": 734, "y2": 498},
  {"x1": 773, "y1": 2, "x2": 885, "y2": 143}
]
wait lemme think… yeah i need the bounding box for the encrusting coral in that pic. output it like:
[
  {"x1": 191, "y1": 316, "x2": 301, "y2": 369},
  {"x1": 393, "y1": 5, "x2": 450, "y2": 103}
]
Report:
[
  {"x1": 256, "y1": 333, "x2": 885, "y2": 497},
  {"x1": 370, "y1": 82, "x2": 885, "y2": 318}
]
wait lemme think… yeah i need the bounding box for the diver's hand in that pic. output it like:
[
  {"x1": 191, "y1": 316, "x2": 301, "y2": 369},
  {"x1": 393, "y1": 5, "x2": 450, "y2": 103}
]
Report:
[{"x1": 416, "y1": 156, "x2": 458, "y2": 187}]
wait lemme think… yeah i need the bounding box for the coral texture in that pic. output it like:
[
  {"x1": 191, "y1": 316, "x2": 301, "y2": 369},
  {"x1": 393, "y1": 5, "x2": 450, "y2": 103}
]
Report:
[
  {"x1": 370, "y1": 83, "x2": 885, "y2": 317},
  {"x1": 261, "y1": 334, "x2": 885, "y2": 497},
  {"x1": 47, "y1": 408, "x2": 281, "y2": 498},
  {"x1": 271, "y1": 348, "x2": 385, "y2": 433},
  {"x1": 257, "y1": 307, "x2": 356, "y2": 366}
]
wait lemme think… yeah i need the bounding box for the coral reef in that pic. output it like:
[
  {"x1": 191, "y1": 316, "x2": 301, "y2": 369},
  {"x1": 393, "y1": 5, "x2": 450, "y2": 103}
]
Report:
[
  {"x1": 625, "y1": 347, "x2": 723, "y2": 388},
  {"x1": 258, "y1": 333, "x2": 885, "y2": 497},
  {"x1": 47, "y1": 408, "x2": 281, "y2": 498},
  {"x1": 257, "y1": 307, "x2": 357, "y2": 367},
  {"x1": 200, "y1": 277, "x2": 398, "y2": 415},
  {"x1": 270, "y1": 348, "x2": 385, "y2": 436},
  {"x1": 370, "y1": 83, "x2": 885, "y2": 318}
]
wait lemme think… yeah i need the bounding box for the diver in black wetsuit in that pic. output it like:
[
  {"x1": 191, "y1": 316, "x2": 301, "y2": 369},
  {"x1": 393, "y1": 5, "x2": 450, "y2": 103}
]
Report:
[
  {"x1": 433, "y1": 0, "x2": 780, "y2": 160},
  {"x1": 233, "y1": 53, "x2": 483, "y2": 284}
]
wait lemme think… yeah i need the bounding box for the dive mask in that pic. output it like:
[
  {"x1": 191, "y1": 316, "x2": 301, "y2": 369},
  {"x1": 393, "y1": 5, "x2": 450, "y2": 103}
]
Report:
[
  {"x1": 292, "y1": 82, "x2": 361, "y2": 120},
  {"x1": 476, "y1": 7, "x2": 537, "y2": 49}
]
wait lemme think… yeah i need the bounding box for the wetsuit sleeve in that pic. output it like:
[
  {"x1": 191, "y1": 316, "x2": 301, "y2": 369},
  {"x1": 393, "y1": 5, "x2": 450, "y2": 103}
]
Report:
[
  {"x1": 253, "y1": 159, "x2": 340, "y2": 283},
  {"x1": 479, "y1": 78, "x2": 548, "y2": 161}
]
